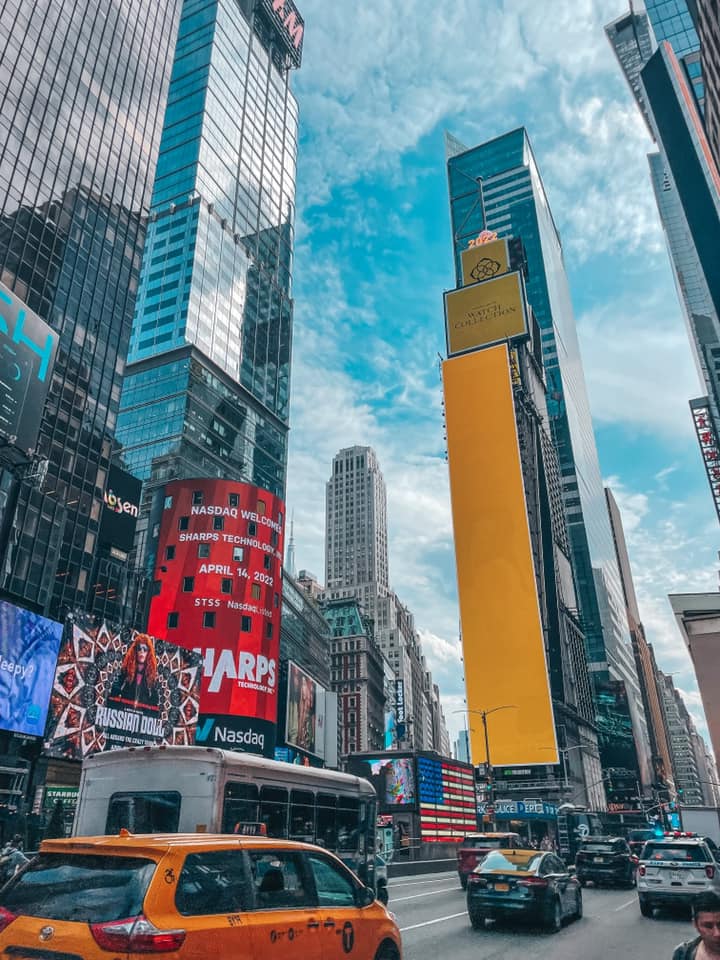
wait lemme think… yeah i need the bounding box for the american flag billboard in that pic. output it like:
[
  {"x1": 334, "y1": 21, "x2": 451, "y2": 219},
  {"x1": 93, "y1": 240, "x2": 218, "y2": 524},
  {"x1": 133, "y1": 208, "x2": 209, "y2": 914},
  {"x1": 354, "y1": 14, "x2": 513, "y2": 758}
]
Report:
[{"x1": 417, "y1": 755, "x2": 477, "y2": 842}]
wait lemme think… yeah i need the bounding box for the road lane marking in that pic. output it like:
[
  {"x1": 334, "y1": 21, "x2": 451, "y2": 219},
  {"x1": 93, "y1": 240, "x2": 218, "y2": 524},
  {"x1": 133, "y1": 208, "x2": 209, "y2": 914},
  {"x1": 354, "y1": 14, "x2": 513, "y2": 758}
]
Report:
[
  {"x1": 613, "y1": 898, "x2": 637, "y2": 912},
  {"x1": 392, "y1": 886, "x2": 459, "y2": 902},
  {"x1": 400, "y1": 911, "x2": 467, "y2": 932},
  {"x1": 391, "y1": 876, "x2": 459, "y2": 887}
]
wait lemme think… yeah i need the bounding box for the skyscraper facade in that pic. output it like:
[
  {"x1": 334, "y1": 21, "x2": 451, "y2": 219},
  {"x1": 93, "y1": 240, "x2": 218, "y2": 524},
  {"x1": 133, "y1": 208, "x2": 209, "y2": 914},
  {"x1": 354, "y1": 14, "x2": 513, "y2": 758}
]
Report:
[
  {"x1": 606, "y1": 488, "x2": 674, "y2": 791},
  {"x1": 0, "y1": 0, "x2": 182, "y2": 619},
  {"x1": 658, "y1": 671, "x2": 705, "y2": 805},
  {"x1": 116, "y1": 0, "x2": 302, "y2": 569},
  {"x1": 446, "y1": 130, "x2": 652, "y2": 793},
  {"x1": 325, "y1": 446, "x2": 389, "y2": 622},
  {"x1": 692, "y1": 0, "x2": 720, "y2": 167},
  {"x1": 644, "y1": 0, "x2": 705, "y2": 110}
]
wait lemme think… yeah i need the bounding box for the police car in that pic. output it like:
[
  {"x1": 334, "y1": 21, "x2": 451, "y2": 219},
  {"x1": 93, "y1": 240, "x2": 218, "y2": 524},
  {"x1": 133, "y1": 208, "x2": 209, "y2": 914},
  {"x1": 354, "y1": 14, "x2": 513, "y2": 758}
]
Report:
[{"x1": 637, "y1": 832, "x2": 720, "y2": 916}]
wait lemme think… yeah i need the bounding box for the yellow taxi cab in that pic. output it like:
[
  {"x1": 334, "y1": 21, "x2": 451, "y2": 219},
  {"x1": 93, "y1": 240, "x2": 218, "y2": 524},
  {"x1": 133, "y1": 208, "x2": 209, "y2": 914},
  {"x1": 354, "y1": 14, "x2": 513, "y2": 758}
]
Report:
[{"x1": 0, "y1": 833, "x2": 401, "y2": 960}]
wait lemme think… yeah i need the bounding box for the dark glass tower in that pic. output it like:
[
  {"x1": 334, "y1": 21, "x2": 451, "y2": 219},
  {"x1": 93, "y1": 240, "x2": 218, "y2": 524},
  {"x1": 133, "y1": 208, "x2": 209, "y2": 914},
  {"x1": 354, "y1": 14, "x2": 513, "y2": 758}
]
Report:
[
  {"x1": 0, "y1": 0, "x2": 182, "y2": 619},
  {"x1": 447, "y1": 130, "x2": 653, "y2": 795},
  {"x1": 116, "y1": 0, "x2": 302, "y2": 572}
]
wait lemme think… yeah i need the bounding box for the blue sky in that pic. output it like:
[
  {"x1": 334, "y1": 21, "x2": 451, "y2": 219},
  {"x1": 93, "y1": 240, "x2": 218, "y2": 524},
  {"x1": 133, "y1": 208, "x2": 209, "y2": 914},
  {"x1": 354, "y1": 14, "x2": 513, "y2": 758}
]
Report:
[{"x1": 283, "y1": 0, "x2": 719, "y2": 744}]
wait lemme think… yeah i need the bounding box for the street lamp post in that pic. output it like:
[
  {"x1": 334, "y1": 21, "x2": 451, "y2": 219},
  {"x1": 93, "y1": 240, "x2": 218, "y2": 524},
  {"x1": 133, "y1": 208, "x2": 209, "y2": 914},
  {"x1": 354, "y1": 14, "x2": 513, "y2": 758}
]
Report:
[{"x1": 454, "y1": 706, "x2": 517, "y2": 826}]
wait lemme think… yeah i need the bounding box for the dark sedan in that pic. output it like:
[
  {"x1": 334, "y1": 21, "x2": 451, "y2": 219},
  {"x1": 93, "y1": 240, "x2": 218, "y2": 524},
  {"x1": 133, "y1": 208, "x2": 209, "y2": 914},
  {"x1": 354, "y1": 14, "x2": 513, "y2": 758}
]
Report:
[
  {"x1": 575, "y1": 836, "x2": 638, "y2": 888},
  {"x1": 466, "y1": 849, "x2": 582, "y2": 932}
]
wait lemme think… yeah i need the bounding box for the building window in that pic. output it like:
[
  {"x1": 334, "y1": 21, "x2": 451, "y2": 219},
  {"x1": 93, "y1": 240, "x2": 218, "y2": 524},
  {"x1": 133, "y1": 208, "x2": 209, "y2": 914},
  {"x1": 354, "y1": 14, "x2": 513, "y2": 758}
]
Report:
[
  {"x1": 163, "y1": 496, "x2": 173, "y2": 510},
  {"x1": 202, "y1": 612, "x2": 216, "y2": 628},
  {"x1": 233, "y1": 547, "x2": 244, "y2": 562},
  {"x1": 167, "y1": 612, "x2": 179, "y2": 629},
  {"x1": 165, "y1": 545, "x2": 175, "y2": 561},
  {"x1": 213, "y1": 516, "x2": 224, "y2": 531},
  {"x1": 251, "y1": 584, "x2": 262, "y2": 600},
  {"x1": 241, "y1": 616, "x2": 252, "y2": 632},
  {"x1": 229, "y1": 493, "x2": 239, "y2": 508},
  {"x1": 198, "y1": 544, "x2": 210, "y2": 559},
  {"x1": 263, "y1": 555, "x2": 272, "y2": 571},
  {"x1": 178, "y1": 516, "x2": 189, "y2": 531},
  {"x1": 221, "y1": 578, "x2": 233, "y2": 594},
  {"x1": 266, "y1": 623, "x2": 273, "y2": 639},
  {"x1": 182, "y1": 576, "x2": 194, "y2": 592},
  {"x1": 192, "y1": 490, "x2": 204, "y2": 506},
  {"x1": 248, "y1": 521, "x2": 257, "y2": 535},
  {"x1": 256, "y1": 499, "x2": 266, "y2": 516},
  {"x1": 273, "y1": 593, "x2": 280, "y2": 608}
]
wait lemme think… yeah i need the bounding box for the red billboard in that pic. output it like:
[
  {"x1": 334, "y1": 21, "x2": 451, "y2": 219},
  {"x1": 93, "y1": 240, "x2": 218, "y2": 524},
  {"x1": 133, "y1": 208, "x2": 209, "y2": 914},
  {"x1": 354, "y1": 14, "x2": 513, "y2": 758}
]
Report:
[{"x1": 147, "y1": 479, "x2": 284, "y2": 758}]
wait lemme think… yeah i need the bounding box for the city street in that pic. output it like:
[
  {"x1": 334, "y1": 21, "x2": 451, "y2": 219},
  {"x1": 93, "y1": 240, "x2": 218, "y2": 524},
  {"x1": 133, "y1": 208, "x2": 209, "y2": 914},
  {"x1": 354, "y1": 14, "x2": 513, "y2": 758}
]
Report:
[{"x1": 389, "y1": 871, "x2": 695, "y2": 959}]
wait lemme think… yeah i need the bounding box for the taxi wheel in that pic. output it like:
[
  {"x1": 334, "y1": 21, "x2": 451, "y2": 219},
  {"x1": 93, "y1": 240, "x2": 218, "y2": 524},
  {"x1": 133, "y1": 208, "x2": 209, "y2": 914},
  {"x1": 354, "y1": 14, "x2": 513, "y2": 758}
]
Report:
[
  {"x1": 460, "y1": 875, "x2": 468, "y2": 890},
  {"x1": 469, "y1": 909, "x2": 485, "y2": 930},
  {"x1": 545, "y1": 897, "x2": 562, "y2": 933},
  {"x1": 375, "y1": 941, "x2": 400, "y2": 960},
  {"x1": 639, "y1": 897, "x2": 654, "y2": 918}
]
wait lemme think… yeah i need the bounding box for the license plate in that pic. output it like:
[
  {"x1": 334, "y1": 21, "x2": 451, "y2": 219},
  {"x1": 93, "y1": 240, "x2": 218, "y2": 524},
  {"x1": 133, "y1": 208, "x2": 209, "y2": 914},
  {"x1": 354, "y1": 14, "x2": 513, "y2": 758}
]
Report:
[
  {"x1": 495, "y1": 882, "x2": 509, "y2": 892},
  {"x1": 594, "y1": 857, "x2": 605, "y2": 863},
  {"x1": 671, "y1": 871, "x2": 682, "y2": 882}
]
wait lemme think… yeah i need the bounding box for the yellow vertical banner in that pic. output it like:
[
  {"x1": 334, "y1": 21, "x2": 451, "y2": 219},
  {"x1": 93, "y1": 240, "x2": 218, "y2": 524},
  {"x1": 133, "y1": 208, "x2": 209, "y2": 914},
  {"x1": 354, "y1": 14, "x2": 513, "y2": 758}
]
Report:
[{"x1": 442, "y1": 344, "x2": 558, "y2": 767}]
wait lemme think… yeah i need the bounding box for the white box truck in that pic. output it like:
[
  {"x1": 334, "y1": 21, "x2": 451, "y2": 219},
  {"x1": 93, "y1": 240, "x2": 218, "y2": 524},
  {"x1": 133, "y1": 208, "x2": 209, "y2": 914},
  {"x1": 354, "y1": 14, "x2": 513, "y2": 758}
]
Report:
[{"x1": 680, "y1": 806, "x2": 720, "y2": 844}]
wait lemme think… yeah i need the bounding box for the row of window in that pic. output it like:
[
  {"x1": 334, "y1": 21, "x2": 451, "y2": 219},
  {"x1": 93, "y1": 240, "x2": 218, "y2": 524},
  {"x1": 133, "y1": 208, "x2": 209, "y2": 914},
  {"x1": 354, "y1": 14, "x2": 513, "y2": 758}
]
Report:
[{"x1": 166, "y1": 610, "x2": 273, "y2": 635}]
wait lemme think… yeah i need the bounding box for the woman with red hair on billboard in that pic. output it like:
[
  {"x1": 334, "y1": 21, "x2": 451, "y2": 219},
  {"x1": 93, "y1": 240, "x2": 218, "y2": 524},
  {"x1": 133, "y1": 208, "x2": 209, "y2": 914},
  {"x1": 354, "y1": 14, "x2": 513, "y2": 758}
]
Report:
[{"x1": 109, "y1": 632, "x2": 160, "y2": 712}]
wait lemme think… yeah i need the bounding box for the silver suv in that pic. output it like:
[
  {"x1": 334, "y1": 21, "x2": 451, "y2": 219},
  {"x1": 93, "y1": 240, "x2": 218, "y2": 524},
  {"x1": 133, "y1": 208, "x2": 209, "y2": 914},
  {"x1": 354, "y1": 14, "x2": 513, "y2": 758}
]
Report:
[{"x1": 638, "y1": 836, "x2": 720, "y2": 916}]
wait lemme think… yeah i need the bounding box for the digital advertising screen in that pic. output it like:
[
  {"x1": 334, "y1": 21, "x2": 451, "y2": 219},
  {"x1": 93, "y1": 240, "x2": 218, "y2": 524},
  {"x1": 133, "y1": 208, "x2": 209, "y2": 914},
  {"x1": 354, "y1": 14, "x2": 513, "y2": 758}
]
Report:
[
  {"x1": 285, "y1": 660, "x2": 326, "y2": 759},
  {"x1": 44, "y1": 615, "x2": 202, "y2": 759},
  {"x1": 99, "y1": 465, "x2": 142, "y2": 554},
  {"x1": 147, "y1": 478, "x2": 285, "y2": 758},
  {"x1": 347, "y1": 754, "x2": 416, "y2": 809},
  {"x1": 0, "y1": 280, "x2": 59, "y2": 457},
  {"x1": 0, "y1": 600, "x2": 63, "y2": 737},
  {"x1": 417, "y1": 755, "x2": 478, "y2": 842}
]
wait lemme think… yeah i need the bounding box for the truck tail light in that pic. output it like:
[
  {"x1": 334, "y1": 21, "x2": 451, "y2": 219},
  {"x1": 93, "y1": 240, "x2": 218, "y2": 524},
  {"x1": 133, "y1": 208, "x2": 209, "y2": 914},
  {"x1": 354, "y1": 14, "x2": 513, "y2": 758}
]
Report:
[
  {"x1": 638, "y1": 865, "x2": 646, "y2": 877},
  {"x1": 90, "y1": 916, "x2": 186, "y2": 953},
  {"x1": 706, "y1": 866, "x2": 716, "y2": 880},
  {"x1": 0, "y1": 907, "x2": 17, "y2": 934}
]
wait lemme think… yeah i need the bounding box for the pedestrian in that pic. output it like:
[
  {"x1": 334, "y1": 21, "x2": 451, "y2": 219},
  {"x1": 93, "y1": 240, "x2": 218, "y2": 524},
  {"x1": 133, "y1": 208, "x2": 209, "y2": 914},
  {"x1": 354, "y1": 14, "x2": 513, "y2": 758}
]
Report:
[{"x1": 673, "y1": 892, "x2": 720, "y2": 959}]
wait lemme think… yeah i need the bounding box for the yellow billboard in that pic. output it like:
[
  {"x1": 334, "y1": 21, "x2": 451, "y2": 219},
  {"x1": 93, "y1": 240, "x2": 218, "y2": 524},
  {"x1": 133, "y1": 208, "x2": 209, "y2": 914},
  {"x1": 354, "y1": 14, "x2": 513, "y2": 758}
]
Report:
[
  {"x1": 461, "y1": 237, "x2": 510, "y2": 287},
  {"x1": 442, "y1": 343, "x2": 558, "y2": 767},
  {"x1": 445, "y1": 271, "x2": 528, "y2": 358}
]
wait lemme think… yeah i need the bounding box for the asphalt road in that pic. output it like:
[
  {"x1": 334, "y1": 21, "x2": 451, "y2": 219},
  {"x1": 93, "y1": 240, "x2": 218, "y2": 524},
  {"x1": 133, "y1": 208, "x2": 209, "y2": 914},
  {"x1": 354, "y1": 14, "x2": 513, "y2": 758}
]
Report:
[{"x1": 388, "y1": 870, "x2": 696, "y2": 960}]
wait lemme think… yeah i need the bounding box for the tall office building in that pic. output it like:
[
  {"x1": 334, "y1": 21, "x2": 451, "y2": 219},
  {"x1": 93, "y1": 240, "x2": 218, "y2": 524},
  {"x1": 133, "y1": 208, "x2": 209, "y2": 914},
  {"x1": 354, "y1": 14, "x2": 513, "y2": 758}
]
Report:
[
  {"x1": 607, "y1": 9, "x2": 720, "y2": 527},
  {"x1": 116, "y1": 0, "x2": 303, "y2": 571},
  {"x1": 658, "y1": 672, "x2": 705, "y2": 805},
  {"x1": 446, "y1": 130, "x2": 652, "y2": 794},
  {"x1": 325, "y1": 446, "x2": 389, "y2": 620},
  {"x1": 0, "y1": 0, "x2": 182, "y2": 619},
  {"x1": 606, "y1": 488, "x2": 675, "y2": 791},
  {"x1": 692, "y1": 0, "x2": 720, "y2": 167}
]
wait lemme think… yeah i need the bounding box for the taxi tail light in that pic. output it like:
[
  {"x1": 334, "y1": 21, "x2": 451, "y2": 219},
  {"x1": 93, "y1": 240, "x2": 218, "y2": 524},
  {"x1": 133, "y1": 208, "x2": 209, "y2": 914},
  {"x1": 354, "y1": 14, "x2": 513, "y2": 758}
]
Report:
[
  {"x1": 638, "y1": 865, "x2": 646, "y2": 877},
  {"x1": 518, "y1": 877, "x2": 548, "y2": 888},
  {"x1": 468, "y1": 874, "x2": 486, "y2": 887},
  {"x1": 706, "y1": 866, "x2": 716, "y2": 880},
  {"x1": 0, "y1": 907, "x2": 17, "y2": 934},
  {"x1": 90, "y1": 916, "x2": 186, "y2": 953}
]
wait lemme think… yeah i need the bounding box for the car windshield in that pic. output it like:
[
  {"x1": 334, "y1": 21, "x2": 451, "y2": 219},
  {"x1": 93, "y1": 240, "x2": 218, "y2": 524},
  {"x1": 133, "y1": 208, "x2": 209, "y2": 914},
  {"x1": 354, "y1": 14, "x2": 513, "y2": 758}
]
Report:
[
  {"x1": 1, "y1": 854, "x2": 156, "y2": 922},
  {"x1": 464, "y1": 837, "x2": 514, "y2": 849},
  {"x1": 481, "y1": 851, "x2": 544, "y2": 873},
  {"x1": 581, "y1": 842, "x2": 616, "y2": 853},
  {"x1": 643, "y1": 844, "x2": 709, "y2": 863}
]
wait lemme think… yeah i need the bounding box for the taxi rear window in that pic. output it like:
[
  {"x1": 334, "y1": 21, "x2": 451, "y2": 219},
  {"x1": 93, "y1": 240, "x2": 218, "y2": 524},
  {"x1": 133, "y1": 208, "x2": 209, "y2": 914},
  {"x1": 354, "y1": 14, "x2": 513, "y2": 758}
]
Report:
[
  {"x1": 481, "y1": 851, "x2": 544, "y2": 872},
  {"x1": 643, "y1": 844, "x2": 710, "y2": 863},
  {"x1": 1, "y1": 854, "x2": 155, "y2": 922}
]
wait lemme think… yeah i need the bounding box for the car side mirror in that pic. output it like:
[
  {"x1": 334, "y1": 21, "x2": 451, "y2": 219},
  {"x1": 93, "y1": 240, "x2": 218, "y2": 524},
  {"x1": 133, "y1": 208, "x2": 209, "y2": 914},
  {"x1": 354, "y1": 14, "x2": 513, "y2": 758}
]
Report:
[{"x1": 357, "y1": 885, "x2": 376, "y2": 908}]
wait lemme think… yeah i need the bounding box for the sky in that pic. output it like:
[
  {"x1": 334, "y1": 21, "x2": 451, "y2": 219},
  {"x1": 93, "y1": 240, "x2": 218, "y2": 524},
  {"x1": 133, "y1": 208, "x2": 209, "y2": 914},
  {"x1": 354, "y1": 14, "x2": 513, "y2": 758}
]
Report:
[{"x1": 283, "y1": 0, "x2": 719, "y2": 746}]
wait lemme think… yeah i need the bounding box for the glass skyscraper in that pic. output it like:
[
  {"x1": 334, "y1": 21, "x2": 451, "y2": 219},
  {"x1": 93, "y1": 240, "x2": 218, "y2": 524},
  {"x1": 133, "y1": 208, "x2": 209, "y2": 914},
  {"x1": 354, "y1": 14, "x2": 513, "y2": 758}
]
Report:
[
  {"x1": 0, "y1": 0, "x2": 182, "y2": 619},
  {"x1": 645, "y1": 0, "x2": 705, "y2": 109},
  {"x1": 447, "y1": 129, "x2": 653, "y2": 790},
  {"x1": 116, "y1": 0, "x2": 301, "y2": 568}
]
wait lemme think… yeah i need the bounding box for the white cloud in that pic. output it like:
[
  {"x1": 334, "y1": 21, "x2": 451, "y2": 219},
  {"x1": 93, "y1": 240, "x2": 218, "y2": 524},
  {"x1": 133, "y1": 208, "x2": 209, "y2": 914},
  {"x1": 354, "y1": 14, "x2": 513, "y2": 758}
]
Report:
[{"x1": 577, "y1": 293, "x2": 703, "y2": 437}]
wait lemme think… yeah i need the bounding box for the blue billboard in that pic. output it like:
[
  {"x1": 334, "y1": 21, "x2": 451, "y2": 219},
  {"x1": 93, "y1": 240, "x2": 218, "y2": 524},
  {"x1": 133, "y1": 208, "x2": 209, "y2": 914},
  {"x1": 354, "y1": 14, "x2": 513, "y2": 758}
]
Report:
[{"x1": 0, "y1": 600, "x2": 63, "y2": 736}]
